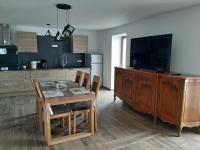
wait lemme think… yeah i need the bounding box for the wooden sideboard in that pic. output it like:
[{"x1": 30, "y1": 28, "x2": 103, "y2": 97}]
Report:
[
  {"x1": 114, "y1": 67, "x2": 200, "y2": 136},
  {"x1": 0, "y1": 68, "x2": 90, "y2": 97}
]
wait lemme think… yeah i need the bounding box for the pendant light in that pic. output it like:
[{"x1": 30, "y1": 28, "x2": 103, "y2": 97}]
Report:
[
  {"x1": 62, "y1": 9, "x2": 75, "y2": 38},
  {"x1": 55, "y1": 7, "x2": 63, "y2": 41},
  {"x1": 45, "y1": 24, "x2": 52, "y2": 36},
  {"x1": 56, "y1": 4, "x2": 75, "y2": 38}
]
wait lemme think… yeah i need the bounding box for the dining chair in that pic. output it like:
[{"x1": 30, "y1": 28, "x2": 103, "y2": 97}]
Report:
[
  {"x1": 81, "y1": 72, "x2": 90, "y2": 89},
  {"x1": 71, "y1": 75, "x2": 101, "y2": 133},
  {"x1": 31, "y1": 78, "x2": 44, "y2": 133},
  {"x1": 32, "y1": 79, "x2": 72, "y2": 136},
  {"x1": 74, "y1": 71, "x2": 84, "y2": 86}
]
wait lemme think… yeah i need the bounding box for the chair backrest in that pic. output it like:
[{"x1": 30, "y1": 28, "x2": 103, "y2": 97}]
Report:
[
  {"x1": 82, "y1": 72, "x2": 90, "y2": 89},
  {"x1": 91, "y1": 75, "x2": 101, "y2": 97},
  {"x1": 32, "y1": 79, "x2": 44, "y2": 99},
  {"x1": 31, "y1": 78, "x2": 37, "y2": 94},
  {"x1": 75, "y1": 71, "x2": 84, "y2": 86}
]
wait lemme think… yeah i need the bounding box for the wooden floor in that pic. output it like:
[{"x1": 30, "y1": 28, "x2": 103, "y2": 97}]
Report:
[{"x1": 1, "y1": 89, "x2": 200, "y2": 150}]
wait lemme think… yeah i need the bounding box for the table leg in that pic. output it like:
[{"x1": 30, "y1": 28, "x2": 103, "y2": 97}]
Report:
[
  {"x1": 68, "y1": 114, "x2": 71, "y2": 135},
  {"x1": 90, "y1": 99, "x2": 94, "y2": 135},
  {"x1": 73, "y1": 112, "x2": 76, "y2": 134},
  {"x1": 44, "y1": 104, "x2": 51, "y2": 146}
]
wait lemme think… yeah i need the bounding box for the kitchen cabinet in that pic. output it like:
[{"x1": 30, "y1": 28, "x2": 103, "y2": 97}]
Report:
[
  {"x1": 49, "y1": 70, "x2": 67, "y2": 81},
  {"x1": 72, "y1": 35, "x2": 88, "y2": 53},
  {"x1": 0, "y1": 68, "x2": 90, "y2": 97},
  {"x1": 0, "y1": 71, "x2": 31, "y2": 95},
  {"x1": 16, "y1": 31, "x2": 38, "y2": 53}
]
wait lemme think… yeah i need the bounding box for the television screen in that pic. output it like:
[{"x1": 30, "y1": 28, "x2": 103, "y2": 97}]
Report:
[{"x1": 130, "y1": 34, "x2": 172, "y2": 72}]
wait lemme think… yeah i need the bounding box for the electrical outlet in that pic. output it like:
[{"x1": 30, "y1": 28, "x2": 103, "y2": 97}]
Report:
[
  {"x1": 77, "y1": 60, "x2": 83, "y2": 63},
  {"x1": 1, "y1": 67, "x2": 8, "y2": 71},
  {"x1": 51, "y1": 44, "x2": 58, "y2": 48}
]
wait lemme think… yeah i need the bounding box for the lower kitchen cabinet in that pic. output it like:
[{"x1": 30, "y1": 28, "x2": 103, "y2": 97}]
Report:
[
  {"x1": 0, "y1": 71, "x2": 31, "y2": 96},
  {"x1": 0, "y1": 68, "x2": 90, "y2": 97}
]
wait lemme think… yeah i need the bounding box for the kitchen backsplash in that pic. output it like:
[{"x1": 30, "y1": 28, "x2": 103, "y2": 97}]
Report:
[{"x1": 18, "y1": 36, "x2": 86, "y2": 69}]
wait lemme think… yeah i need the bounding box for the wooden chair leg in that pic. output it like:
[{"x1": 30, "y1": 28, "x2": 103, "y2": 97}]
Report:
[
  {"x1": 60, "y1": 117, "x2": 65, "y2": 128},
  {"x1": 68, "y1": 114, "x2": 71, "y2": 135},
  {"x1": 94, "y1": 109, "x2": 97, "y2": 132},
  {"x1": 39, "y1": 112, "x2": 43, "y2": 133},
  {"x1": 39, "y1": 102, "x2": 44, "y2": 133},
  {"x1": 84, "y1": 111, "x2": 88, "y2": 123},
  {"x1": 87, "y1": 111, "x2": 91, "y2": 130},
  {"x1": 73, "y1": 112, "x2": 76, "y2": 134}
]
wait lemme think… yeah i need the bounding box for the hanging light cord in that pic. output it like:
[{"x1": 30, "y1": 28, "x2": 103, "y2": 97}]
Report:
[
  {"x1": 66, "y1": 10, "x2": 69, "y2": 25},
  {"x1": 57, "y1": 8, "x2": 59, "y2": 30}
]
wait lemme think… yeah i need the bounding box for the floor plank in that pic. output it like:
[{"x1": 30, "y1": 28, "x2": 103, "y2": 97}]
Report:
[{"x1": 0, "y1": 89, "x2": 200, "y2": 150}]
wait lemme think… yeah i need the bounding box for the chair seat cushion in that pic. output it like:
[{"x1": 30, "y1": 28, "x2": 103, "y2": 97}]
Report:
[
  {"x1": 71, "y1": 102, "x2": 90, "y2": 111},
  {"x1": 51, "y1": 104, "x2": 71, "y2": 115}
]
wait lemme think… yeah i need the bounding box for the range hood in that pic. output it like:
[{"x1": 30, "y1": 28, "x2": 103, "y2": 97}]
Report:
[{"x1": 0, "y1": 24, "x2": 12, "y2": 45}]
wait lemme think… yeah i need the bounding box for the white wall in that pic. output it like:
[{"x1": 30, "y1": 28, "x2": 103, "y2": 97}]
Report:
[
  {"x1": 99, "y1": 5, "x2": 200, "y2": 89},
  {"x1": 11, "y1": 25, "x2": 100, "y2": 53}
]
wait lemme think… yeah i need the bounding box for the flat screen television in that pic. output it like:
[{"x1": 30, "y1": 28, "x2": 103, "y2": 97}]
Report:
[{"x1": 130, "y1": 34, "x2": 172, "y2": 72}]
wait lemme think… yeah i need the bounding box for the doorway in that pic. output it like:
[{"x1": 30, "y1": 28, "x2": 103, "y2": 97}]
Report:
[{"x1": 111, "y1": 33, "x2": 127, "y2": 89}]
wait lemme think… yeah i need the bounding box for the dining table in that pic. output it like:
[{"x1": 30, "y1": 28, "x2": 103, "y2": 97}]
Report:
[{"x1": 38, "y1": 80, "x2": 95, "y2": 146}]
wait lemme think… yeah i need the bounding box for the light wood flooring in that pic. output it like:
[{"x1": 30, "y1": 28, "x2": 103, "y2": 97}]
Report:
[{"x1": 0, "y1": 89, "x2": 200, "y2": 150}]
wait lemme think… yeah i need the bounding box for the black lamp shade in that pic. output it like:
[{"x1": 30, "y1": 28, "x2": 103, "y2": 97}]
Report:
[
  {"x1": 45, "y1": 29, "x2": 52, "y2": 36},
  {"x1": 62, "y1": 24, "x2": 75, "y2": 38},
  {"x1": 55, "y1": 31, "x2": 63, "y2": 41}
]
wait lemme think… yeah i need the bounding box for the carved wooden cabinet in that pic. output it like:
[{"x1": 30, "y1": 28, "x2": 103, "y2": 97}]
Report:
[
  {"x1": 114, "y1": 67, "x2": 200, "y2": 136},
  {"x1": 157, "y1": 74, "x2": 200, "y2": 136},
  {"x1": 157, "y1": 75, "x2": 184, "y2": 130},
  {"x1": 136, "y1": 71, "x2": 157, "y2": 116}
]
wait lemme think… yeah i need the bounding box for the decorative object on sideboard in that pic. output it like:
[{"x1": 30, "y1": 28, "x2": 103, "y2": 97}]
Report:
[{"x1": 45, "y1": 24, "x2": 52, "y2": 36}]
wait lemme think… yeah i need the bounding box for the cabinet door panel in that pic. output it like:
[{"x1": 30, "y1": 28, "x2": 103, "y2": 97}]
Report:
[
  {"x1": 72, "y1": 35, "x2": 88, "y2": 53},
  {"x1": 114, "y1": 68, "x2": 123, "y2": 99},
  {"x1": 123, "y1": 71, "x2": 136, "y2": 106},
  {"x1": 16, "y1": 32, "x2": 38, "y2": 53},
  {"x1": 136, "y1": 73, "x2": 157, "y2": 115},
  {"x1": 183, "y1": 81, "x2": 200, "y2": 122},
  {"x1": 157, "y1": 76, "x2": 184, "y2": 124}
]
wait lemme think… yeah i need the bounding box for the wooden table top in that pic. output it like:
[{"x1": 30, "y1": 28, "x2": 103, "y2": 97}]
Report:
[{"x1": 39, "y1": 80, "x2": 95, "y2": 106}]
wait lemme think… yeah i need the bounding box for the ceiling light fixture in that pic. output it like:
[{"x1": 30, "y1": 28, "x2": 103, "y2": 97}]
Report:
[
  {"x1": 45, "y1": 24, "x2": 52, "y2": 36},
  {"x1": 56, "y1": 4, "x2": 75, "y2": 39}
]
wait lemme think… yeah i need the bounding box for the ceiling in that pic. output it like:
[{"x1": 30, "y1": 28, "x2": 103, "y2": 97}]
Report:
[{"x1": 0, "y1": 0, "x2": 200, "y2": 30}]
